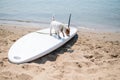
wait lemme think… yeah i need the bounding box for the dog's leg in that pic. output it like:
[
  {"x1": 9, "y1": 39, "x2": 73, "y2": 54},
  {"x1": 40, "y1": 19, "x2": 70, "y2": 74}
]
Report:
[
  {"x1": 50, "y1": 25, "x2": 52, "y2": 36},
  {"x1": 61, "y1": 31, "x2": 65, "y2": 37},
  {"x1": 57, "y1": 32, "x2": 61, "y2": 39},
  {"x1": 60, "y1": 26, "x2": 65, "y2": 37}
]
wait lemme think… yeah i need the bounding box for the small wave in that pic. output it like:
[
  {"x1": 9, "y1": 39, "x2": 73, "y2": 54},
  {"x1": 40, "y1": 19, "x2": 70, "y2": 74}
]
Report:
[
  {"x1": 0, "y1": 19, "x2": 51, "y2": 28},
  {"x1": 0, "y1": 19, "x2": 50, "y2": 24},
  {"x1": 77, "y1": 26, "x2": 95, "y2": 31}
]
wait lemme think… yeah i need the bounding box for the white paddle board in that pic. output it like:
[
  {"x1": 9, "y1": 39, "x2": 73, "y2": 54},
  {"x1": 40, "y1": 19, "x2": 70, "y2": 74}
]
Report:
[{"x1": 8, "y1": 27, "x2": 77, "y2": 63}]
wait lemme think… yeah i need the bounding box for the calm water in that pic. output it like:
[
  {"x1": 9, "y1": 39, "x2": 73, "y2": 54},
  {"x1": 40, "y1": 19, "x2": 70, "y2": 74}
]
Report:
[{"x1": 0, "y1": 0, "x2": 120, "y2": 31}]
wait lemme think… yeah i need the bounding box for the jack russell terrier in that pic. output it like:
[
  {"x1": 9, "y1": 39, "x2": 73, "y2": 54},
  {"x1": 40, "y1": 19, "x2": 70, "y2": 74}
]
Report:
[{"x1": 50, "y1": 14, "x2": 71, "y2": 39}]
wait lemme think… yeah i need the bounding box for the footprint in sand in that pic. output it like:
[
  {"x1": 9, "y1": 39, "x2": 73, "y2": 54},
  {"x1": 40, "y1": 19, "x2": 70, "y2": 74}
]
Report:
[
  {"x1": 21, "y1": 64, "x2": 45, "y2": 74},
  {"x1": 0, "y1": 71, "x2": 32, "y2": 80}
]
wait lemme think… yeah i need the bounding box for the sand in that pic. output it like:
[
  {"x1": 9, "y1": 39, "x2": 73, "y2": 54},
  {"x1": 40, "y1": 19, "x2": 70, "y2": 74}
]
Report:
[{"x1": 0, "y1": 24, "x2": 120, "y2": 80}]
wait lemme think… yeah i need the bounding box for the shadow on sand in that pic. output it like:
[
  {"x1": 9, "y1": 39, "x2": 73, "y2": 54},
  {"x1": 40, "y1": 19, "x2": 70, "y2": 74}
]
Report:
[{"x1": 32, "y1": 34, "x2": 78, "y2": 64}]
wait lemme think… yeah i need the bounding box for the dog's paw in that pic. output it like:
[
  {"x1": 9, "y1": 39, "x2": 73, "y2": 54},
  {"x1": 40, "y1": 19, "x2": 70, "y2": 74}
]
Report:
[
  {"x1": 58, "y1": 36, "x2": 62, "y2": 39},
  {"x1": 50, "y1": 34, "x2": 52, "y2": 36}
]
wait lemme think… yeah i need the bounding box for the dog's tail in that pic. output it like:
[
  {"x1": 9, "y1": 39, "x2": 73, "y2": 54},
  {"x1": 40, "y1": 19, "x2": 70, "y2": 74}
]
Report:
[
  {"x1": 68, "y1": 13, "x2": 71, "y2": 28},
  {"x1": 52, "y1": 15, "x2": 55, "y2": 21}
]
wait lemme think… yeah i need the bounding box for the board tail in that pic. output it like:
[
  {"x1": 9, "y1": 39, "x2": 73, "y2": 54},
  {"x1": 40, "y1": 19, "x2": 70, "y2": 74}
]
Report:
[{"x1": 68, "y1": 13, "x2": 71, "y2": 28}]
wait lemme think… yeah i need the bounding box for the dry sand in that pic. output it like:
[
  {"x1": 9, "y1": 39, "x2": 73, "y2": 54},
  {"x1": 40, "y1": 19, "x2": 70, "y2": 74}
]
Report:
[{"x1": 0, "y1": 24, "x2": 120, "y2": 80}]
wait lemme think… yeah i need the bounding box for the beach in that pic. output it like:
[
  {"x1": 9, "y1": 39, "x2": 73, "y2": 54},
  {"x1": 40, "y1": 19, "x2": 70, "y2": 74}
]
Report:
[{"x1": 0, "y1": 24, "x2": 120, "y2": 80}]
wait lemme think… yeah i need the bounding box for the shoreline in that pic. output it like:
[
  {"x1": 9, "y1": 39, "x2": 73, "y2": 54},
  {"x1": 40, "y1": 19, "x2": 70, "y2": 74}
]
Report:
[
  {"x1": 0, "y1": 19, "x2": 120, "y2": 32},
  {"x1": 0, "y1": 24, "x2": 120, "y2": 80}
]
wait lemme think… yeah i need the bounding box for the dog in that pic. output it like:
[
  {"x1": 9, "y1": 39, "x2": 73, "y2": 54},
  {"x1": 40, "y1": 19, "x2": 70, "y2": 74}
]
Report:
[{"x1": 50, "y1": 16, "x2": 70, "y2": 39}]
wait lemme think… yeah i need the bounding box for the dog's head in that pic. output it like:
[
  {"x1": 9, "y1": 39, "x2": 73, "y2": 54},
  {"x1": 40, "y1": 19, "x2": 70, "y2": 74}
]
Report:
[{"x1": 65, "y1": 27, "x2": 70, "y2": 36}]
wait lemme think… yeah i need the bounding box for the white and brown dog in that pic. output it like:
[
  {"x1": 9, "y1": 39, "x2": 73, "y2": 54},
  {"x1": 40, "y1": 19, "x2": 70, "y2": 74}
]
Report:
[{"x1": 50, "y1": 15, "x2": 71, "y2": 39}]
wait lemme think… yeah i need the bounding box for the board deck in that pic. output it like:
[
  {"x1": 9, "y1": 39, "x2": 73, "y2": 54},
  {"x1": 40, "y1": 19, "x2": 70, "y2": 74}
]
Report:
[{"x1": 8, "y1": 27, "x2": 77, "y2": 63}]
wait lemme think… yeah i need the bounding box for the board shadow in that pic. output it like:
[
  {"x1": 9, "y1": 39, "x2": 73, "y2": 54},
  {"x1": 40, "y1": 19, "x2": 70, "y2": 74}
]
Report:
[{"x1": 31, "y1": 34, "x2": 78, "y2": 64}]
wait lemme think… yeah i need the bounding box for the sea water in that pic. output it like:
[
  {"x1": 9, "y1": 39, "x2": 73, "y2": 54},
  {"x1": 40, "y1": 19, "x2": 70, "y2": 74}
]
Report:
[{"x1": 0, "y1": 0, "x2": 120, "y2": 32}]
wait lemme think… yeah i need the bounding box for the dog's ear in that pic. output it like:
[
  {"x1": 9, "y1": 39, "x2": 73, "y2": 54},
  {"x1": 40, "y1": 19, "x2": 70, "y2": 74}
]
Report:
[
  {"x1": 68, "y1": 27, "x2": 70, "y2": 32},
  {"x1": 65, "y1": 28, "x2": 70, "y2": 36}
]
